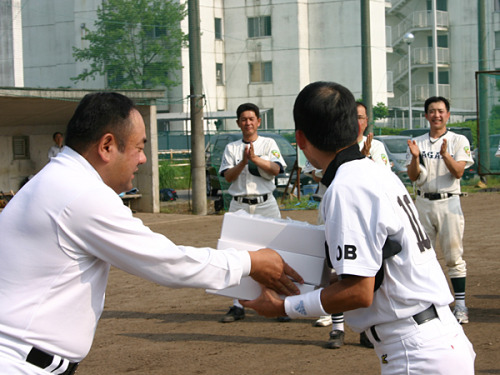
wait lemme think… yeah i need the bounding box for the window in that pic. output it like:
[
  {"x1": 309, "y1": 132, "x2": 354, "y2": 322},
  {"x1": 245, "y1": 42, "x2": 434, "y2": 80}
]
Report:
[
  {"x1": 426, "y1": 0, "x2": 447, "y2": 11},
  {"x1": 264, "y1": 109, "x2": 274, "y2": 130},
  {"x1": 249, "y1": 61, "x2": 272, "y2": 83},
  {"x1": 248, "y1": 16, "x2": 271, "y2": 38},
  {"x1": 428, "y1": 71, "x2": 449, "y2": 84},
  {"x1": 427, "y1": 34, "x2": 448, "y2": 48},
  {"x1": 215, "y1": 18, "x2": 222, "y2": 40},
  {"x1": 495, "y1": 0, "x2": 500, "y2": 11},
  {"x1": 12, "y1": 136, "x2": 30, "y2": 160},
  {"x1": 496, "y1": 31, "x2": 500, "y2": 49},
  {"x1": 216, "y1": 63, "x2": 224, "y2": 85},
  {"x1": 144, "y1": 25, "x2": 167, "y2": 38}
]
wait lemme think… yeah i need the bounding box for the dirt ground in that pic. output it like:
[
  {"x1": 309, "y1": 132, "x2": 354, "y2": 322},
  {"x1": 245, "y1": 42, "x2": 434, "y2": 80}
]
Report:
[{"x1": 77, "y1": 192, "x2": 500, "y2": 375}]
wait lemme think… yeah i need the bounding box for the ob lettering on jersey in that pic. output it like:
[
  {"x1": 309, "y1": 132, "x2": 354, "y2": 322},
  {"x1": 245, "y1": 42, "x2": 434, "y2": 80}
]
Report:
[{"x1": 336, "y1": 245, "x2": 357, "y2": 261}]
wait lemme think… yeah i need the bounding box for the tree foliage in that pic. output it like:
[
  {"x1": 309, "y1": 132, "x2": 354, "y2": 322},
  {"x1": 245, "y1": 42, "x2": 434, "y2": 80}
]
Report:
[
  {"x1": 72, "y1": 0, "x2": 188, "y2": 89},
  {"x1": 373, "y1": 102, "x2": 389, "y2": 120}
]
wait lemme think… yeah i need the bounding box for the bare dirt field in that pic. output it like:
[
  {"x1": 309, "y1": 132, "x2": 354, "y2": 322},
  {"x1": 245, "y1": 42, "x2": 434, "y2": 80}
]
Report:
[{"x1": 77, "y1": 192, "x2": 500, "y2": 375}]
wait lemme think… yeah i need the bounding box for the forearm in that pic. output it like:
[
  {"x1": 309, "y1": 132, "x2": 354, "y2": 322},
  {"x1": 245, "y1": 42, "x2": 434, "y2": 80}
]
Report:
[
  {"x1": 251, "y1": 157, "x2": 280, "y2": 176},
  {"x1": 407, "y1": 156, "x2": 421, "y2": 182},
  {"x1": 442, "y1": 154, "x2": 466, "y2": 179},
  {"x1": 223, "y1": 161, "x2": 247, "y2": 182},
  {"x1": 320, "y1": 276, "x2": 374, "y2": 314}
]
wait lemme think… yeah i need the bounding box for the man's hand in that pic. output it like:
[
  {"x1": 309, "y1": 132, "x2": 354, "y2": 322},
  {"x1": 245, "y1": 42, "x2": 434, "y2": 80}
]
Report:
[
  {"x1": 240, "y1": 285, "x2": 286, "y2": 318},
  {"x1": 440, "y1": 138, "x2": 449, "y2": 157},
  {"x1": 248, "y1": 248, "x2": 303, "y2": 296},
  {"x1": 361, "y1": 133, "x2": 373, "y2": 156},
  {"x1": 407, "y1": 139, "x2": 420, "y2": 158},
  {"x1": 242, "y1": 144, "x2": 250, "y2": 165}
]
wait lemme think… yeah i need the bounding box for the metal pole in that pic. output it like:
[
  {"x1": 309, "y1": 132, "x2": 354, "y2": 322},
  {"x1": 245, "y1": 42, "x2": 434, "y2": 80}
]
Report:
[
  {"x1": 477, "y1": 0, "x2": 490, "y2": 174},
  {"x1": 408, "y1": 43, "x2": 413, "y2": 130},
  {"x1": 361, "y1": 0, "x2": 373, "y2": 133},
  {"x1": 188, "y1": 0, "x2": 207, "y2": 215},
  {"x1": 432, "y1": 0, "x2": 439, "y2": 96}
]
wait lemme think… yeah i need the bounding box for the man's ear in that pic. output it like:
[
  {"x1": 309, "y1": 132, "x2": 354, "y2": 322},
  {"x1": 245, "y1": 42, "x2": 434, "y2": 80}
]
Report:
[
  {"x1": 97, "y1": 133, "x2": 116, "y2": 163},
  {"x1": 295, "y1": 130, "x2": 307, "y2": 150}
]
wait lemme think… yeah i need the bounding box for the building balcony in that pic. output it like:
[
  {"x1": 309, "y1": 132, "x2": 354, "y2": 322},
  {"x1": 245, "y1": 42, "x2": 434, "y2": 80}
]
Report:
[
  {"x1": 393, "y1": 84, "x2": 451, "y2": 108},
  {"x1": 391, "y1": 10, "x2": 448, "y2": 48},
  {"x1": 391, "y1": 47, "x2": 450, "y2": 84}
]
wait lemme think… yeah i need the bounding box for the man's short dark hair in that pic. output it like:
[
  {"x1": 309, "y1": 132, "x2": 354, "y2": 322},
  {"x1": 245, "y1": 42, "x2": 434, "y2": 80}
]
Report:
[
  {"x1": 293, "y1": 81, "x2": 358, "y2": 153},
  {"x1": 65, "y1": 92, "x2": 136, "y2": 154},
  {"x1": 424, "y1": 96, "x2": 450, "y2": 113},
  {"x1": 52, "y1": 132, "x2": 63, "y2": 141},
  {"x1": 236, "y1": 103, "x2": 260, "y2": 120}
]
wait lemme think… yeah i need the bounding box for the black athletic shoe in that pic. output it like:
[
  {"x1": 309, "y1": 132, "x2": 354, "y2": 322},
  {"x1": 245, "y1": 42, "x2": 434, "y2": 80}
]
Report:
[
  {"x1": 276, "y1": 316, "x2": 291, "y2": 322},
  {"x1": 220, "y1": 306, "x2": 245, "y2": 323},
  {"x1": 326, "y1": 329, "x2": 345, "y2": 349},
  {"x1": 359, "y1": 332, "x2": 374, "y2": 348}
]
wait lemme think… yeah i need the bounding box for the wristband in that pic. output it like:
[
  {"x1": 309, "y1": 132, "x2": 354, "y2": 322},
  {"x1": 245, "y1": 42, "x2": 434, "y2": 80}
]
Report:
[{"x1": 284, "y1": 288, "x2": 327, "y2": 319}]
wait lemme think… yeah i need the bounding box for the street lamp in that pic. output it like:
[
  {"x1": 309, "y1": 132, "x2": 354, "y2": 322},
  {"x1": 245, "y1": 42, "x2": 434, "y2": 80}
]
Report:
[{"x1": 403, "y1": 32, "x2": 414, "y2": 129}]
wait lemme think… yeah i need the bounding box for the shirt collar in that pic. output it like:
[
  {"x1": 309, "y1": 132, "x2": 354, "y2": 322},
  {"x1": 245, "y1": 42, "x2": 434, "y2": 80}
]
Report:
[{"x1": 321, "y1": 143, "x2": 365, "y2": 187}]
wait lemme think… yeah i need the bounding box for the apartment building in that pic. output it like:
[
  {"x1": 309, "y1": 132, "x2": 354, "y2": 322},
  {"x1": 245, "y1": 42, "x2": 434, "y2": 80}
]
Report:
[{"x1": 5, "y1": 0, "x2": 500, "y2": 131}]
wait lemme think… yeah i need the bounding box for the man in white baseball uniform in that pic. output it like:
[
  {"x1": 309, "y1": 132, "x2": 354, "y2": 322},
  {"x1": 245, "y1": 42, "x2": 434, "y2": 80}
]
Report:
[
  {"x1": 0, "y1": 93, "x2": 302, "y2": 374},
  {"x1": 315, "y1": 102, "x2": 390, "y2": 349},
  {"x1": 406, "y1": 96, "x2": 474, "y2": 324},
  {"x1": 242, "y1": 81, "x2": 475, "y2": 374},
  {"x1": 218, "y1": 102, "x2": 288, "y2": 323}
]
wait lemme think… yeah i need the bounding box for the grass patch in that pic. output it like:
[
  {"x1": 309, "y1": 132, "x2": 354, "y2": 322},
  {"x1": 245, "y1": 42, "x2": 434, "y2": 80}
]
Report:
[
  {"x1": 159, "y1": 160, "x2": 191, "y2": 190},
  {"x1": 279, "y1": 194, "x2": 319, "y2": 210}
]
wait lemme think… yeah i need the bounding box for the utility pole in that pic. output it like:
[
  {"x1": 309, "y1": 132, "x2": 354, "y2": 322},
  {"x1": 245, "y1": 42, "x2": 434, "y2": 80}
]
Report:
[
  {"x1": 361, "y1": 0, "x2": 373, "y2": 133},
  {"x1": 477, "y1": 0, "x2": 490, "y2": 175},
  {"x1": 188, "y1": 0, "x2": 207, "y2": 215}
]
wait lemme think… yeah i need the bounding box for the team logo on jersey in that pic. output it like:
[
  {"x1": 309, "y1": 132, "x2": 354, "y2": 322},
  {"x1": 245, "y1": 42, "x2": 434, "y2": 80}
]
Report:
[
  {"x1": 464, "y1": 146, "x2": 471, "y2": 156},
  {"x1": 336, "y1": 245, "x2": 357, "y2": 261},
  {"x1": 271, "y1": 150, "x2": 281, "y2": 159},
  {"x1": 381, "y1": 354, "x2": 388, "y2": 364},
  {"x1": 381, "y1": 154, "x2": 389, "y2": 165}
]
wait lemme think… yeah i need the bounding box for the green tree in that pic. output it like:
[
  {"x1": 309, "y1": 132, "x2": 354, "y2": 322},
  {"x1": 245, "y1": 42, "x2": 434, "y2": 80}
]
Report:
[
  {"x1": 372, "y1": 102, "x2": 389, "y2": 121},
  {"x1": 72, "y1": 0, "x2": 188, "y2": 89}
]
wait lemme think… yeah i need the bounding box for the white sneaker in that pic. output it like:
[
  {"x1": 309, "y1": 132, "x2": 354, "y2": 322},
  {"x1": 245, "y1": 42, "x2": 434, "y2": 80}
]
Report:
[
  {"x1": 453, "y1": 305, "x2": 469, "y2": 324},
  {"x1": 314, "y1": 315, "x2": 332, "y2": 327}
]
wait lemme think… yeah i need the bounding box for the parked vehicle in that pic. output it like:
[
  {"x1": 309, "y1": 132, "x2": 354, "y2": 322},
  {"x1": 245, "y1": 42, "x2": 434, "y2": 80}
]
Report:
[
  {"x1": 205, "y1": 132, "x2": 314, "y2": 196},
  {"x1": 374, "y1": 135, "x2": 412, "y2": 186}
]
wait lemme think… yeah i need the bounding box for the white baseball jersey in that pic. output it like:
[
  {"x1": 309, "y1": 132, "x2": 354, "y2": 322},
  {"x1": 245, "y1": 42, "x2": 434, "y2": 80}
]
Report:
[
  {"x1": 0, "y1": 147, "x2": 251, "y2": 364},
  {"x1": 359, "y1": 136, "x2": 391, "y2": 169},
  {"x1": 405, "y1": 130, "x2": 473, "y2": 194},
  {"x1": 219, "y1": 136, "x2": 286, "y2": 196},
  {"x1": 320, "y1": 146, "x2": 453, "y2": 333}
]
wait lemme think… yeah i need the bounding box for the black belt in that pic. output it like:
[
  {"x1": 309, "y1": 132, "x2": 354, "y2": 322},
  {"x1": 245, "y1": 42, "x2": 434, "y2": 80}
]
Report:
[
  {"x1": 234, "y1": 194, "x2": 269, "y2": 205},
  {"x1": 26, "y1": 347, "x2": 79, "y2": 375},
  {"x1": 370, "y1": 304, "x2": 438, "y2": 343},
  {"x1": 417, "y1": 190, "x2": 453, "y2": 200}
]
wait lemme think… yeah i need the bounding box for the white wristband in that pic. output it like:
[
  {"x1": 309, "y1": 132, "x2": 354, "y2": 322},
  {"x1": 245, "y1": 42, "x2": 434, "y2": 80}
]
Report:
[{"x1": 284, "y1": 288, "x2": 327, "y2": 319}]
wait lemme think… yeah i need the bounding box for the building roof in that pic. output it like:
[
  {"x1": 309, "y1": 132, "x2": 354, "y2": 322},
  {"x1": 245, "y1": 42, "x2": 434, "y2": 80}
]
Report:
[{"x1": 0, "y1": 87, "x2": 165, "y2": 129}]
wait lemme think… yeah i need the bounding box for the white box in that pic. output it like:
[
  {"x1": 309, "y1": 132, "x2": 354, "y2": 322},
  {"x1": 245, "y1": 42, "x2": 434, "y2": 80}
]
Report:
[
  {"x1": 215, "y1": 238, "x2": 328, "y2": 286},
  {"x1": 206, "y1": 211, "x2": 329, "y2": 300},
  {"x1": 218, "y1": 211, "x2": 326, "y2": 258}
]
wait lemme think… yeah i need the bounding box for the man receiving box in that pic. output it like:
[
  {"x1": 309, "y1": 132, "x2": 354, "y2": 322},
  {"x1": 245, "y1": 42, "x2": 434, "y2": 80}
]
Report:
[
  {"x1": 242, "y1": 82, "x2": 475, "y2": 374},
  {"x1": 0, "y1": 93, "x2": 301, "y2": 374}
]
